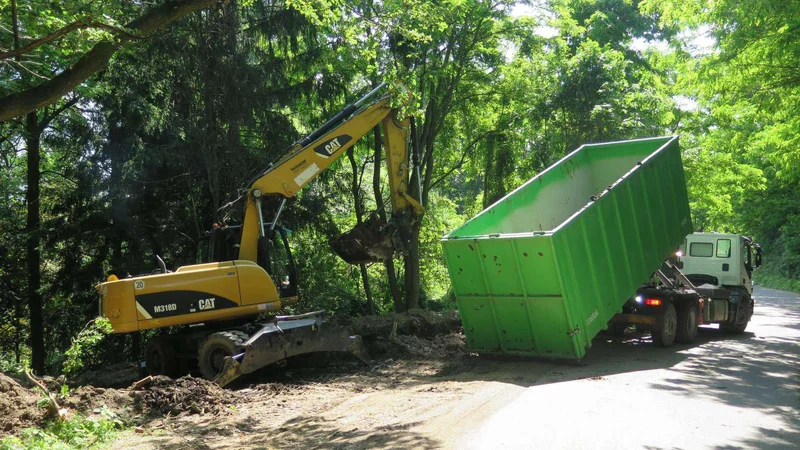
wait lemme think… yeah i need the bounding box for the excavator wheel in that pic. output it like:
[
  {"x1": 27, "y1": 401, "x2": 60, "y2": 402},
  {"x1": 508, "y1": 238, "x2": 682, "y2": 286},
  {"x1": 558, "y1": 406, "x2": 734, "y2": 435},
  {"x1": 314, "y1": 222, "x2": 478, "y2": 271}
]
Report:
[
  {"x1": 145, "y1": 336, "x2": 178, "y2": 377},
  {"x1": 198, "y1": 331, "x2": 249, "y2": 381}
]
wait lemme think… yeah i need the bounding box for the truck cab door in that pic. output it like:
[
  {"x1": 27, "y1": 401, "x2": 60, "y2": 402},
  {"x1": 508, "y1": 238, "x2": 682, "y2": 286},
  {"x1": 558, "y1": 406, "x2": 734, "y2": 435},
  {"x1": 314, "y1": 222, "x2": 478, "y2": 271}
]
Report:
[{"x1": 742, "y1": 239, "x2": 754, "y2": 294}]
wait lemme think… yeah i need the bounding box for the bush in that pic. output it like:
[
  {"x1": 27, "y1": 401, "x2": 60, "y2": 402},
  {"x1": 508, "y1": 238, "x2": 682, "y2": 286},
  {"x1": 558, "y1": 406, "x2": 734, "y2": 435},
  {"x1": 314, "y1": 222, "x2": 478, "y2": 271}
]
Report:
[
  {"x1": 62, "y1": 318, "x2": 112, "y2": 378},
  {"x1": 0, "y1": 408, "x2": 125, "y2": 450},
  {"x1": 756, "y1": 271, "x2": 800, "y2": 294}
]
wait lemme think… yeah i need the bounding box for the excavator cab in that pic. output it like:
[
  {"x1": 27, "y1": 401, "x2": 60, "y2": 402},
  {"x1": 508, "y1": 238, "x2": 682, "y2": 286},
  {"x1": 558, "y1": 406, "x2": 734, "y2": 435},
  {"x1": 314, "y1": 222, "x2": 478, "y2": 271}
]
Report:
[
  {"x1": 197, "y1": 221, "x2": 298, "y2": 298},
  {"x1": 196, "y1": 223, "x2": 241, "y2": 263},
  {"x1": 258, "y1": 225, "x2": 297, "y2": 298}
]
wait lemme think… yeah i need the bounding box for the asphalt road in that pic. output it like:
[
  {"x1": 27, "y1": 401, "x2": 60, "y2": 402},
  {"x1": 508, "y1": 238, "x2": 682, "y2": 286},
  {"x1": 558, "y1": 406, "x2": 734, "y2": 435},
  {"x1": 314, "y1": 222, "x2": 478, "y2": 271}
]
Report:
[{"x1": 456, "y1": 286, "x2": 800, "y2": 449}]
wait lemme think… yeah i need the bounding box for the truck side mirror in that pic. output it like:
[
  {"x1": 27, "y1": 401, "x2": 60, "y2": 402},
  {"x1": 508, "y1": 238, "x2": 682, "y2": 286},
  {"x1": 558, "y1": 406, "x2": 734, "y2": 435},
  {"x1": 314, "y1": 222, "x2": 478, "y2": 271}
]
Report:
[{"x1": 755, "y1": 248, "x2": 762, "y2": 268}]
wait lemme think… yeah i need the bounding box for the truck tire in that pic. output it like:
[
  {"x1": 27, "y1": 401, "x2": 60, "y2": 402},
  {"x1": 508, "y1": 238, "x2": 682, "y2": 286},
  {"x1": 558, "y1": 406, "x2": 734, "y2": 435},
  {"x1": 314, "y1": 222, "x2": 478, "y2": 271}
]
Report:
[
  {"x1": 145, "y1": 336, "x2": 177, "y2": 377},
  {"x1": 198, "y1": 331, "x2": 248, "y2": 381},
  {"x1": 722, "y1": 297, "x2": 751, "y2": 334},
  {"x1": 652, "y1": 303, "x2": 677, "y2": 348},
  {"x1": 676, "y1": 302, "x2": 699, "y2": 344}
]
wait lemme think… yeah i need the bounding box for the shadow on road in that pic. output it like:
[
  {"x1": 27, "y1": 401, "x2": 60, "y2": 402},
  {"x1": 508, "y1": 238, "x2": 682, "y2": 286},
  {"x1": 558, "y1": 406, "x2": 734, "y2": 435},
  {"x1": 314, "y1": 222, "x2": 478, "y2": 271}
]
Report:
[
  {"x1": 437, "y1": 286, "x2": 800, "y2": 450},
  {"x1": 137, "y1": 415, "x2": 440, "y2": 450}
]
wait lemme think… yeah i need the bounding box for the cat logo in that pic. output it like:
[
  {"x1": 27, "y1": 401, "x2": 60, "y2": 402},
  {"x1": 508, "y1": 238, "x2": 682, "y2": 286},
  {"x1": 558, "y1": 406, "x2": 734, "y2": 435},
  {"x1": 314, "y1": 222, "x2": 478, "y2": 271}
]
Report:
[
  {"x1": 198, "y1": 298, "x2": 216, "y2": 310},
  {"x1": 324, "y1": 138, "x2": 342, "y2": 155},
  {"x1": 314, "y1": 134, "x2": 352, "y2": 157}
]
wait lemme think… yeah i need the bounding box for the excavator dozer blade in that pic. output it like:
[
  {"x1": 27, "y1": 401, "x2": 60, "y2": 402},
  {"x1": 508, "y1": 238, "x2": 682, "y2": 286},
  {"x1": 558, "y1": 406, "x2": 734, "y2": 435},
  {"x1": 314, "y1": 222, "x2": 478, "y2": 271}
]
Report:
[
  {"x1": 215, "y1": 311, "x2": 369, "y2": 387},
  {"x1": 330, "y1": 216, "x2": 395, "y2": 265}
]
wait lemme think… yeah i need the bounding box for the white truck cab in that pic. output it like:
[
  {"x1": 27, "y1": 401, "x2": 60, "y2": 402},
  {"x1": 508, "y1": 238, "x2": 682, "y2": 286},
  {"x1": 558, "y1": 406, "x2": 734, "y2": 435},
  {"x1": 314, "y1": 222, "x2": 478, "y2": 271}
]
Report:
[{"x1": 678, "y1": 232, "x2": 762, "y2": 294}]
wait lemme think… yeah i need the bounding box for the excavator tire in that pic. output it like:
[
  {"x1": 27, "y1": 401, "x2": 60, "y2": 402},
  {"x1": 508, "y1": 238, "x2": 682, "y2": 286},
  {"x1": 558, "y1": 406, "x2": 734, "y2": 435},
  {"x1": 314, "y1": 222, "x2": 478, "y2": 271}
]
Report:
[
  {"x1": 198, "y1": 330, "x2": 249, "y2": 381},
  {"x1": 145, "y1": 336, "x2": 177, "y2": 377}
]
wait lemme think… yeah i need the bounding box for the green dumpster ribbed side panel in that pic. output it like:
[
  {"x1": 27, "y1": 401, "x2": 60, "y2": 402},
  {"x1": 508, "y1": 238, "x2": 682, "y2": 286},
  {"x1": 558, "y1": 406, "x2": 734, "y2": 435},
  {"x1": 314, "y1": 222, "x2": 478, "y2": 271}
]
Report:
[{"x1": 442, "y1": 136, "x2": 692, "y2": 359}]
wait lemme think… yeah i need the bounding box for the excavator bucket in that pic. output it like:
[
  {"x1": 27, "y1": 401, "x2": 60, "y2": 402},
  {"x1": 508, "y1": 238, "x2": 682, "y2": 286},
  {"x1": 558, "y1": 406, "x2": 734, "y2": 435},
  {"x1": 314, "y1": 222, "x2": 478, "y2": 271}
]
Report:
[
  {"x1": 330, "y1": 216, "x2": 395, "y2": 264},
  {"x1": 214, "y1": 311, "x2": 369, "y2": 387}
]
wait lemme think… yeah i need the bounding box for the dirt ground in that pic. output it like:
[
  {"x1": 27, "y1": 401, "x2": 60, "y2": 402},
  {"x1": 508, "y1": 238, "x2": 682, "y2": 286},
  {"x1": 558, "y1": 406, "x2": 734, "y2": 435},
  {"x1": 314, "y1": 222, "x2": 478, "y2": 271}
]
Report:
[
  {"x1": 5, "y1": 291, "x2": 797, "y2": 449},
  {"x1": 0, "y1": 309, "x2": 469, "y2": 442}
]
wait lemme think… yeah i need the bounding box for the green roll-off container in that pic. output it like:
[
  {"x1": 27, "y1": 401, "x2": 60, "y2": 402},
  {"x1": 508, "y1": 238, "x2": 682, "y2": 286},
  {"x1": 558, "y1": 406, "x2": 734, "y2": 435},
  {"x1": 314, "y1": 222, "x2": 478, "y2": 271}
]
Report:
[{"x1": 441, "y1": 136, "x2": 692, "y2": 359}]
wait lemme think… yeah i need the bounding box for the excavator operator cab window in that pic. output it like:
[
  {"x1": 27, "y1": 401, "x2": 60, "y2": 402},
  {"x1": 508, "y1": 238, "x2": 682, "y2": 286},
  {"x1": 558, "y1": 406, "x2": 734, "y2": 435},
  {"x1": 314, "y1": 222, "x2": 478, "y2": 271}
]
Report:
[
  {"x1": 197, "y1": 225, "x2": 241, "y2": 264},
  {"x1": 259, "y1": 226, "x2": 297, "y2": 298}
]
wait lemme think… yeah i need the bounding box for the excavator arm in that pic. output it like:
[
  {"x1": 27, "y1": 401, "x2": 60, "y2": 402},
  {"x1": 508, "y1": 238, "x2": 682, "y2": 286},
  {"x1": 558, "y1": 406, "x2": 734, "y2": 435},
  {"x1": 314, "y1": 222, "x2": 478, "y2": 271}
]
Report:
[{"x1": 238, "y1": 83, "x2": 423, "y2": 264}]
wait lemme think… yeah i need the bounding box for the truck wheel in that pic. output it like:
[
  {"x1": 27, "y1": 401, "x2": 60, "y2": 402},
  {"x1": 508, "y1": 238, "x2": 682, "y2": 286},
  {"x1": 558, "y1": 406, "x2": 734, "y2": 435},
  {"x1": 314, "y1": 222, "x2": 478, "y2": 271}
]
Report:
[
  {"x1": 145, "y1": 336, "x2": 177, "y2": 377},
  {"x1": 676, "y1": 302, "x2": 699, "y2": 344},
  {"x1": 198, "y1": 331, "x2": 248, "y2": 381},
  {"x1": 722, "y1": 298, "x2": 751, "y2": 334},
  {"x1": 652, "y1": 303, "x2": 677, "y2": 348}
]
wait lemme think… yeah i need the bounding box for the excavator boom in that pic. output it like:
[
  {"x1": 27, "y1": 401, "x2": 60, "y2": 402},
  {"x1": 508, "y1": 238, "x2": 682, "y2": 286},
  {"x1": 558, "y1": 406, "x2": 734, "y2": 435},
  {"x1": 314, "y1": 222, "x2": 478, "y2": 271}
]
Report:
[{"x1": 238, "y1": 83, "x2": 422, "y2": 264}]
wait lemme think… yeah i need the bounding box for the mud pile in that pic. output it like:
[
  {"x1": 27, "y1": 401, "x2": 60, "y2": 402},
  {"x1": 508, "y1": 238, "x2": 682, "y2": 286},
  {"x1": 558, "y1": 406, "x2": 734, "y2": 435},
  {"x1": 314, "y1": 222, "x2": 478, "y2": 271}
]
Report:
[
  {"x1": 64, "y1": 385, "x2": 134, "y2": 414},
  {"x1": 0, "y1": 373, "x2": 44, "y2": 436},
  {"x1": 332, "y1": 309, "x2": 466, "y2": 360},
  {"x1": 333, "y1": 309, "x2": 461, "y2": 340},
  {"x1": 70, "y1": 362, "x2": 140, "y2": 389},
  {"x1": 388, "y1": 333, "x2": 467, "y2": 358},
  {"x1": 134, "y1": 376, "x2": 240, "y2": 416}
]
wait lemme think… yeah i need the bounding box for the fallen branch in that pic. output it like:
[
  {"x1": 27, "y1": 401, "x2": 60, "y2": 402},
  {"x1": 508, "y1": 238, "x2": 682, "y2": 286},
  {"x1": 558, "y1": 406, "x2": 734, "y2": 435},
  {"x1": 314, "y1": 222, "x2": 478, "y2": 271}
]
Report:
[
  {"x1": 25, "y1": 369, "x2": 68, "y2": 421},
  {"x1": 131, "y1": 375, "x2": 153, "y2": 390}
]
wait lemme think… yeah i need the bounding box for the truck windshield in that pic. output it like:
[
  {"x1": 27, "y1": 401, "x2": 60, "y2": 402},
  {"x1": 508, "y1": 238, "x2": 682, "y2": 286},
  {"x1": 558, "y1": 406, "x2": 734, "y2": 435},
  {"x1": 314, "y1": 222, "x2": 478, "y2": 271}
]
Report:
[{"x1": 690, "y1": 242, "x2": 713, "y2": 257}]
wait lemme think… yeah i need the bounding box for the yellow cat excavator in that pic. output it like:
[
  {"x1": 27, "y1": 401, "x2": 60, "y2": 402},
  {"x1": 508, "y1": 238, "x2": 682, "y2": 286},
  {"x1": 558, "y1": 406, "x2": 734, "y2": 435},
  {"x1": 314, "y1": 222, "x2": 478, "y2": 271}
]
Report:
[{"x1": 97, "y1": 83, "x2": 423, "y2": 386}]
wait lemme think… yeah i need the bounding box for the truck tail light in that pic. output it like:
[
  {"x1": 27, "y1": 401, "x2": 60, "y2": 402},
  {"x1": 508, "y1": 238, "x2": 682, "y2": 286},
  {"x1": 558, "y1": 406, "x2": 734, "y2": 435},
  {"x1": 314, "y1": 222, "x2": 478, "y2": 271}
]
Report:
[{"x1": 645, "y1": 298, "x2": 662, "y2": 306}]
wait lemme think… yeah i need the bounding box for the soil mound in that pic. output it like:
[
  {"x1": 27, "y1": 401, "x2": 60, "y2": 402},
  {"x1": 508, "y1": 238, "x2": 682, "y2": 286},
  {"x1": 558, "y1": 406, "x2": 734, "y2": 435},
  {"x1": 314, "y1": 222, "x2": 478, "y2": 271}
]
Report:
[
  {"x1": 134, "y1": 376, "x2": 239, "y2": 416},
  {"x1": 0, "y1": 373, "x2": 44, "y2": 436},
  {"x1": 70, "y1": 362, "x2": 139, "y2": 389},
  {"x1": 367, "y1": 332, "x2": 467, "y2": 359},
  {"x1": 64, "y1": 385, "x2": 134, "y2": 414},
  {"x1": 333, "y1": 309, "x2": 461, "y2": 340}
]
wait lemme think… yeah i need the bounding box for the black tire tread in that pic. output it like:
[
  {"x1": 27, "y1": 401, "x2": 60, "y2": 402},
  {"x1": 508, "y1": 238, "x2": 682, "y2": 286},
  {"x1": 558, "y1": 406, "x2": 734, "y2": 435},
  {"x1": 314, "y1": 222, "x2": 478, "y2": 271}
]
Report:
[
  {"x1": 722, "y1": 296, "x2": 751, "y2": 334},
  {"x1": 145, "y1": 336, "x2": 178, "y2": 377},
  {"x1": 198, "y1": 330, "x2": 249, "y2": 380},
  {"x1": 653, "y1": 303, "x2": 677, "y2": 348},
  {"x1": 676, "y1": 302, "x2": 699, "y2": 344}
]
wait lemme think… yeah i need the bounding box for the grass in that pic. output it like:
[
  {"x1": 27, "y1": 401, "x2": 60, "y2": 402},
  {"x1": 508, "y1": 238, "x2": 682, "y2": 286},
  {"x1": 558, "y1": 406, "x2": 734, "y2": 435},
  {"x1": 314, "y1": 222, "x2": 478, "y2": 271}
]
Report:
[
  {"x1": 756, "y1": 271, "x2": 800, "y2": 294},
  {"x1": 0, "y1": 408, "x2": 126, "y2": 450}
]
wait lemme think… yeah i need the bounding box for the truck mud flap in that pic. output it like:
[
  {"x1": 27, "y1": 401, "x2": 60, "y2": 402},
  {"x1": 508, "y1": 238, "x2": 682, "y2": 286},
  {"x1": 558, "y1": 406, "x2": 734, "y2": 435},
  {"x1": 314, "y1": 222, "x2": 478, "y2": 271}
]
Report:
[{"x1": 215, "y1": 311, "x2": 369, "y2": 387}]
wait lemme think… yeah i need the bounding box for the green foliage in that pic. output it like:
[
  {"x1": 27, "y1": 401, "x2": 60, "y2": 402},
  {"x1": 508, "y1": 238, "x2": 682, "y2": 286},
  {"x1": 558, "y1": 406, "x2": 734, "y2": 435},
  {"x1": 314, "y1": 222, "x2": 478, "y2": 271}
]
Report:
[
  {"x1": 756, "y1": 272, "x2": 800, "y2": 296},
  {"x1": 3, "y1": 0, "x2": 799, "y2": 376},
  {"x1": 62, "y1": 318, "x2": 112, "y2": 377},
  {"x1": 0, "y1": 408, "x2": 125, "y2": 450}
]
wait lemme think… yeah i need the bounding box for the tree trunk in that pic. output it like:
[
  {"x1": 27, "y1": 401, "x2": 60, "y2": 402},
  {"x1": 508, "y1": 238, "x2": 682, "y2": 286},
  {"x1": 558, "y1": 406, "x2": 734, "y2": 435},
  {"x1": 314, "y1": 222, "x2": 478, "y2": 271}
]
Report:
[
  {"x1": 346, "y1": 148, "x2": 374, "y2": 313},
  {"x1": 403, "y1": 117, "x2": 423, "y2": 310},
  {"x1": 371, "y1": 127, "x2": 404, "y2": 312},
  {"x1": 25, "y1": 111, "x2": 44, "y2": 374},
  {"x1": 11, "y1": 0, "x2": 22, "y2": 365},
  {"x1": 404, "y1": 227, "x2": 422, "y2": 310}
]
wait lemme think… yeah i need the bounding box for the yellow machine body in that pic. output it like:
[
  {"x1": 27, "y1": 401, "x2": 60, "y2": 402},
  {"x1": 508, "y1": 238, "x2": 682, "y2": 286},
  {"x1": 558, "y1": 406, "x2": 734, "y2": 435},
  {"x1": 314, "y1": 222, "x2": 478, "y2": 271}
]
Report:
[{"x1": 99, "y1": 260, "x2": 297, "y2": 333}]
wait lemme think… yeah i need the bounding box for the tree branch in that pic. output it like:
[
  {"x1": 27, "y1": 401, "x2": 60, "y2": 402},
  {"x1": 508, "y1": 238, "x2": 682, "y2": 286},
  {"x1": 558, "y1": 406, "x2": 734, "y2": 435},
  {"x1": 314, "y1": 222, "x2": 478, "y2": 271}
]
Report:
[
  {"x1": 430, "y1": 130, "x2": 495, "y2": 190},
  {"x1": 0, "y1": 17, "x2": 147, "y2": 61},
  {"x1": 39, "y1": 96, "x2": 80, "y2": 130},
  {"x1": 0, "y1": 0, "x2": 226, "y2": 123}
]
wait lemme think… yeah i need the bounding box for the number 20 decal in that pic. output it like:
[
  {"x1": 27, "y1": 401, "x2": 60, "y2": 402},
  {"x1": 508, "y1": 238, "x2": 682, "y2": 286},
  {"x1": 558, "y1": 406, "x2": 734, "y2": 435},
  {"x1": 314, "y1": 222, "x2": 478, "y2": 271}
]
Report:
[{"x1": 134, "y1": 280, "x2": 145, "y2": 290}]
